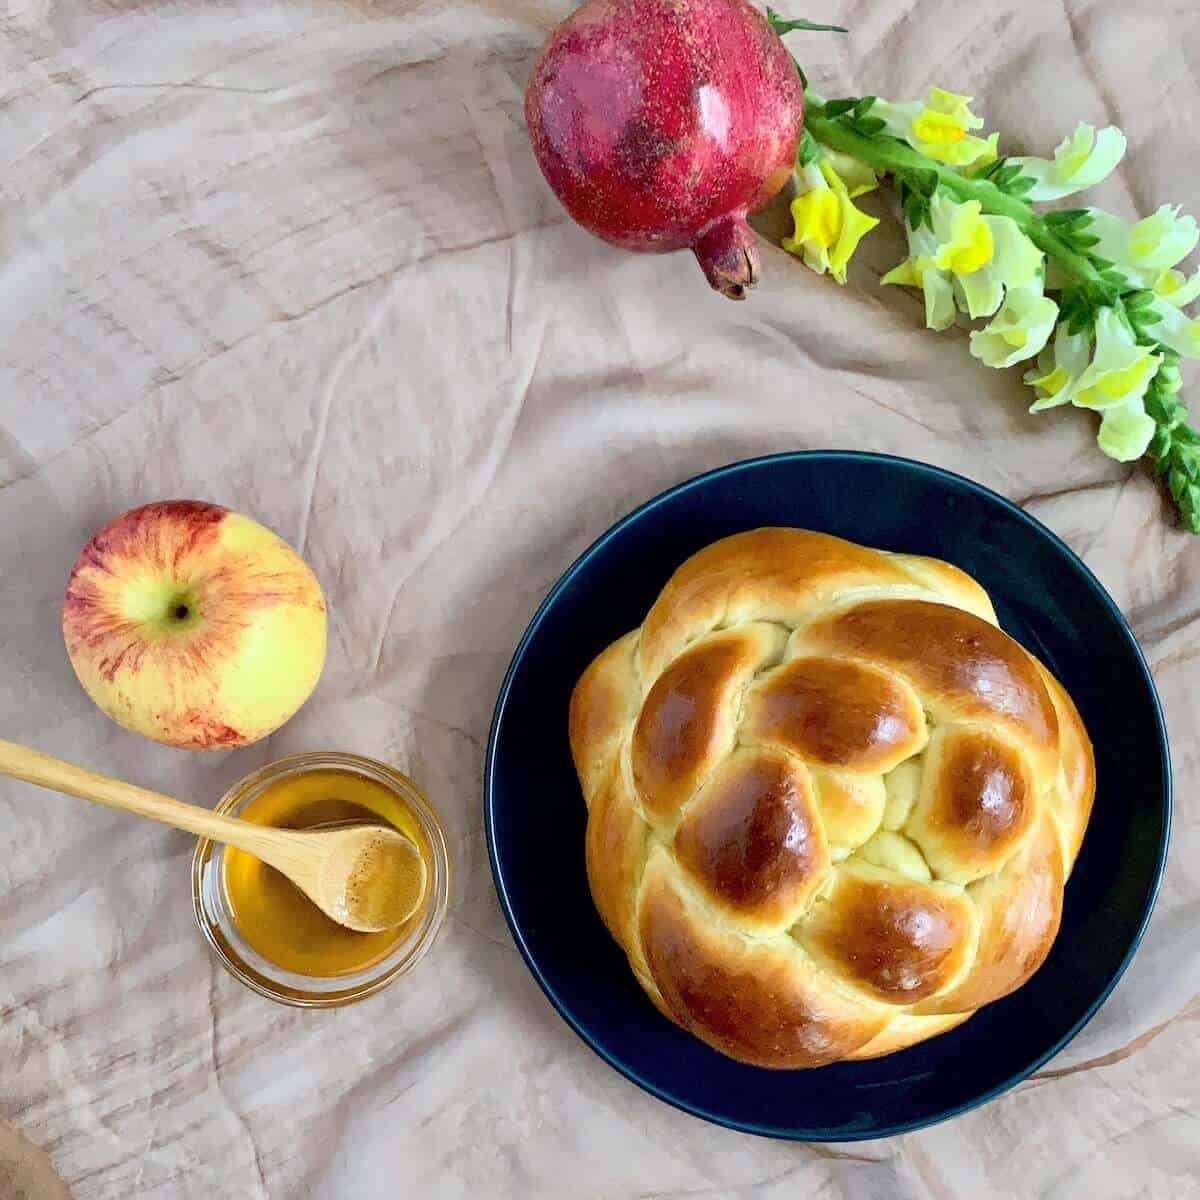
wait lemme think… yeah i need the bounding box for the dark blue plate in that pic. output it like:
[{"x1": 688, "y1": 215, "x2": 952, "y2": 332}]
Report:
[{"x1": 485, "y1": 451, "x2": 1170, "y2": 1140}]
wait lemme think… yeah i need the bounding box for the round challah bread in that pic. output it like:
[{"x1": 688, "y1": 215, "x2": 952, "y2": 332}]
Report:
[{"x1": 569, "y1": 529, "x2": 1094, "y2": 1068}]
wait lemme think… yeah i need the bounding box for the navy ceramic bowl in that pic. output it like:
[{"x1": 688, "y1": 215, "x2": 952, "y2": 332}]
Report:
[{"x1": 485, "y1": 451, "x2": 1170, "y2": 1139}]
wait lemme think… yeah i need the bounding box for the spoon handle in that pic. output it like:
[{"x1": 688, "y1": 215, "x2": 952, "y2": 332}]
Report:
[{"x1": 0, "y1": 738, "x2": 304, "y2": 867}]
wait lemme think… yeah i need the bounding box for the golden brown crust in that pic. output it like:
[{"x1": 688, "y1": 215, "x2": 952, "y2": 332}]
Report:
[
  {"x1": 636, "y1": 529, "x2": 927, "y2": 684},
  {"x1": 630, "y1": 624, "x2": 784, "y2": 823},
  {"x1": 569, "y1": 528, "x2": 1095, "y2": 1068},
  {"x1": 585, "y1": 766, "x2": 649, "y2": 950},
  {"x1": 907, "y1": 728, "x2": 1037, "y2": 885},
  {"x1": 846, "y1": 1010, "x2": 974, "y2": 1060},
  {"x1": 673, "y1": 747, "x2": 828, "y2": 931},
  {"x1": 742, "y1": 656, "x2": 927, "y2": 773},
  {"x1": 569, "y1": 631, "x2": 641, "y2": 804},
  {"x1": 914, "y1": 812, "x2": 1065, "y2": 1015},
  {"x1": 888, "y1": 553, "x2": 997, "y2": 622},
  {"x1": 810, "y1": 769, "x2": 886, "y2": 851},
  {"x1": 801, "y1": 863, "x2": 976, "y2": 1003},
  {"x1": 1034, "y1": 662, "x2": 1096, "y2": 869},
  {"x1": 639, "y1": 856, "x2": 886, "y2": 1068},
  {"x1": 800, "y1": 600, "x2": 1060, "y2": 773}
]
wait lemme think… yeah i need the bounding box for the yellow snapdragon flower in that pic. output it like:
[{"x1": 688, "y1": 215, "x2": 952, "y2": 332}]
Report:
[
  {"x1": 877, "y1": 227, "x2": 956, "y2": 330},
  {"x1": 1025, "y1": 323, "x2": 1091, "y2": 411},
  {"x1": 1094, "y1": 401, "x2": 1158, "y2": 462},
  {"x1": 1009, "y1": 123, "x2": 1126, "y2": 201},
  {"x1": 821, "y1": 146, "x2": 879, "y2": 199},
  {"x1": 876, "y1": 88, "x2": 999, "y2": 169},
  {"x1": 882, "y1": 194, "x2": 1043, "y2": 326},
  {"x1": 1086, "y1": 204, "x2": 1199, "y2": 286},
  {"x1": 1143, "y1": 297, "x2": 1200, "y2": 358},
  {"x1": 1153, "y1": 268, "x2": 1200, "y2": 308},
  {"x1": 1143, "y1": 265, "x2": 1200, "y2": 358},
  {"x1": 1075, "y1": 308, "x2": 1160, "y2": 461},
  {"x1": 1074, "y1": 307, "x2": 1161, "y2": 412},
  {"x1": 933, "y1": 200, "x2": 994, "y2": 276},
  {"x1": 969, "y1": 281, "x2": 1059, "y2": 368},
  {"x1": 1025, "y1": 311, "x2": 1158, "y2": 461},
  {"x1": 782, "y1": 160, "x2": 880, "y2": 284}
]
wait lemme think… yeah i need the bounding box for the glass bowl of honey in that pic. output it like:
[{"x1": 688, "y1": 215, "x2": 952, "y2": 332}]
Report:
[{"x1": 192, "y1": 751, "x2": 449, "y2": 1006}]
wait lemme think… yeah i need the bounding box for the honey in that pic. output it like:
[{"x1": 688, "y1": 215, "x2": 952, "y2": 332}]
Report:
[{"x1": 223, "y1": 768, "x2": 434, "y2": 977}]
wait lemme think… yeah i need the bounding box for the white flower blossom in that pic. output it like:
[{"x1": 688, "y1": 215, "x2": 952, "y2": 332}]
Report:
[{"x1": 1009, "y1": 123, "x2": 1126, "y2": 201}]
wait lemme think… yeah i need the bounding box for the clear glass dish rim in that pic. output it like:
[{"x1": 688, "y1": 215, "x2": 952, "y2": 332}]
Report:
[{"x1": 191, "y1": 750, "x2": 450, "y2": 1008}]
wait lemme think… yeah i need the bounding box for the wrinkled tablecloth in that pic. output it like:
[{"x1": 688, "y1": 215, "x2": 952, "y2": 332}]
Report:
[{"x1": 2, "y1": 1, "x2": 1198, "y2": 1196}]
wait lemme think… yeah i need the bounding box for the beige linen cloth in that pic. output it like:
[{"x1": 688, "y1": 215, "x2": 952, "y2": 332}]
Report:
[{"x1": 1, "y1": 1, "x2": 1198, "y2": 1196}]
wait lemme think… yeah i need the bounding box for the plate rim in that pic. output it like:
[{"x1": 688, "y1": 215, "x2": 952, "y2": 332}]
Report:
[{"x1": 484, "y1": 449, "x2": 1172, "y2": 1140}]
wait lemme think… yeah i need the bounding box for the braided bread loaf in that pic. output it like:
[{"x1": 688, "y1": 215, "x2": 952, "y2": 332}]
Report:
[{"x1": 569, "y1": 529, "x2": 1094, "y2": 1068}]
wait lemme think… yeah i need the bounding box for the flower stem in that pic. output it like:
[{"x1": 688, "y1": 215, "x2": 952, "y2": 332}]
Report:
[{"x1": 804, "y1": 103, "x2": 1110, "y2": 295}]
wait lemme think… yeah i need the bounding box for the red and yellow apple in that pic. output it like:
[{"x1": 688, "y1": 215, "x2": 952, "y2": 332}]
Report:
[{"x1": 63, "y1": 501, "x2": 327, "y2": 750}]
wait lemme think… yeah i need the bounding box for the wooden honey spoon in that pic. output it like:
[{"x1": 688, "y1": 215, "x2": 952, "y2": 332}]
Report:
[{"x1": 0, "y1": 739, "x2": 427, "y2": 933}]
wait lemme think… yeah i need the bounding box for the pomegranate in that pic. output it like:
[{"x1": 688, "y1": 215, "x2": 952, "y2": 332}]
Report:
[{"x1": 525, "y1": 0, "x2": 804, "y2": 299}]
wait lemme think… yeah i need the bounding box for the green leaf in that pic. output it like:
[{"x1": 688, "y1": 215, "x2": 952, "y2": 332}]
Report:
[
  {"x1": 852, "y1": 115, "x2": 886, "y2": 135},
  {"x1": 767, "y1": 10, "x2": 849, "y2": 34},
  {"x1": 1184, "y1": 488, "x2": 1200, "y2": 534},
  {"x1": 1045, "y1": 208, "x2": 1093, "y2": 230},
  {"x1": 896, "y1": 167, "x2": 937, "y2": 200},
  {"x1": 1058, "y1": 282, "x2": 1104, "y2": 335},
  {"x1": 1142, "y1": 370, "x2": 1200, "y2": 531},
  {"x1": 1149, "y1": 426, "x2": 1172, "y2": 459},
  {"x1": 796, "y1": 126, "x2": 821, "y2": 166},
  {"x1": 1144, "y1": 389, "x2": 1169, "y2": 422},
  {"x1": 823, "y1": 97, "x2": 859, "y2": 117},
  {"x1": 899, "y1": 180, "x2": 932, "y2": 231},
  {"x1": 818, "y1": 94, "x2": 889, "y2": 139},
  {"x1": 895, "y1": 170, "x2": 936, "y2": 230},
  {"x1": 977, "y1": 159, "x2": 1037, "y2": 200}
]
